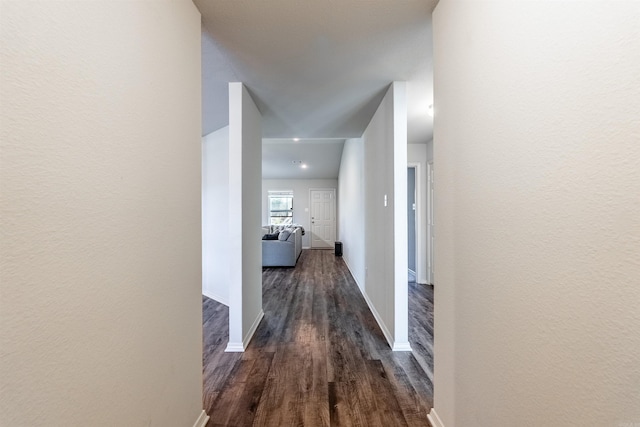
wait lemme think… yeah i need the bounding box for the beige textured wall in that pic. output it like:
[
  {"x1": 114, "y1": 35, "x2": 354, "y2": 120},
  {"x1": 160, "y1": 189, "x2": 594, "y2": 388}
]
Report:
[
  {"x1": 0, "y1": 1, "x2": 203, "y2": 425},
  {"x1": 432, "y1": 1, "x2": 640, "y2": 426}
]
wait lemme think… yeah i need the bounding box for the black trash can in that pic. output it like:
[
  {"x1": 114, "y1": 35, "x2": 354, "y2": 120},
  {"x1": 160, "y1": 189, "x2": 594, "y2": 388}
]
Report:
[{"x1": 335, "y1": 241, "x2": 343, "y2": 256}]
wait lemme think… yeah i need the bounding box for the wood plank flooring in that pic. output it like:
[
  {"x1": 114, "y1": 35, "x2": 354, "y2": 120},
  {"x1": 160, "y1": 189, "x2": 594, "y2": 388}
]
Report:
[{"x1": 202, "y1": 249, "x2": 434, "y2": 427}]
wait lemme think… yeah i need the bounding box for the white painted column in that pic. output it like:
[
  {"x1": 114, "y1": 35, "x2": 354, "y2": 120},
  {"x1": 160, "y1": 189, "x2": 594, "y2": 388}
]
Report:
[
  {"x1": 226, "y1": 82, "x2": 264, "y2": 352},
  {"x1": 392, "y1": 81, "x2": 411, "y2": 351}
]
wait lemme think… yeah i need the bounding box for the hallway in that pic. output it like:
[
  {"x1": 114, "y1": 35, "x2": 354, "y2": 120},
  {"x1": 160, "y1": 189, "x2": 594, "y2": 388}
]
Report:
[{"x1": 202, "y1": 249, "x2": 433, "y2": 426}]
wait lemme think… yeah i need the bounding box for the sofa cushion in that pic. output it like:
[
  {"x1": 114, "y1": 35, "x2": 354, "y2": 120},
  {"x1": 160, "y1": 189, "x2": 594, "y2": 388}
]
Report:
[
  {"x1": 278, "y1": 229, "x2": 292, "y2": 241},
  {"x1": 262, "y1": 232, "x2": 279, "y2": 240}
]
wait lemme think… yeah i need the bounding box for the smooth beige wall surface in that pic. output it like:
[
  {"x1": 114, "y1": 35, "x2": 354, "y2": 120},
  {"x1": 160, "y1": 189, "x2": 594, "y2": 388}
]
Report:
[
  {"x1": 433, "y1": 1, "x2": 640, "y2": 426},
  {"x1": 1, "y1": 2, "x2": 203, "y2": 426}
]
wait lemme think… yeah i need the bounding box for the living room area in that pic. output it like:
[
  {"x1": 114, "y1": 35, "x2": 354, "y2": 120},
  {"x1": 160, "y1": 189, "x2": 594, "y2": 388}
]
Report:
[{"x1": 261, "y1": 176, "x2": 339, "y2": 267}]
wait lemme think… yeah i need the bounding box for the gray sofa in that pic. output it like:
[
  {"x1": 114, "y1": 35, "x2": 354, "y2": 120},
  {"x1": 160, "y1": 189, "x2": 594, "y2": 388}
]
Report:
[{"x1": 262, "y1": 227, "x2": 302, "y2": 267}]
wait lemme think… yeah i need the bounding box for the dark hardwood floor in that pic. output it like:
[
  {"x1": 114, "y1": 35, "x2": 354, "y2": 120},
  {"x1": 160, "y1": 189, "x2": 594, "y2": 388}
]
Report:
[
  {"x1": 408, "y1": 280, "x2": 434, "y2": 385},
  {"x1": 202, "y1": 249, "x2": 434, "y2": 426}
]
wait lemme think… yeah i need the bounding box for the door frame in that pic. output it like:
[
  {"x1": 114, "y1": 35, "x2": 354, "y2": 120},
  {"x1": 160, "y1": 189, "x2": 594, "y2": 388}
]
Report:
[
  {"x1": 308, "y1": 188, "x2": 336, "y2": 249},
  {"x1": 408, "y1": 162, "x2": 423, "y2": 283}
]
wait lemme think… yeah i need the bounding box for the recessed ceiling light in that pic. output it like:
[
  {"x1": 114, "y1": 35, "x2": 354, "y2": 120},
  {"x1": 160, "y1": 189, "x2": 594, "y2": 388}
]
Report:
[
  {"x1": 301, "y1": 164, "x2": 308, "y2": 169},
  {"x1": 293, "y1": 138, "x2": 300, "y2": 142}
]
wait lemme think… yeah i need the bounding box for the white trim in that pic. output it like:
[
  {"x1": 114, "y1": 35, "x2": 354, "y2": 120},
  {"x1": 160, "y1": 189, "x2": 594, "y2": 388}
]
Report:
[
  {"x1": 392, "y1": 341, "x2": 413, "y2": 351},
  {"x1": 302, "y1": 246, "x2": 311, "y2": 250},
  {"x1": 226, "y1": 309, "x2": 264, "y2": 352},
  {"x1": 225, "y1": 342, "x2": 245, "y2": 352},
  {"x1": 342, "y1": 256, "x2": 363, "y2": 292},
  {"x1": 343, "y1": 251, "x2": 410, "y2": 351},
  {"x1": 427, "y1": 408, "x2": 445, "y2": 427},
  {"x1": 359, "y1": 278, "x2": 411, "y2": 352},
  {"x1": 192, "y1": 410, "x2": 210, "y2": 427},
  {"x1": 243, "y1": 309, "x2": 264, "y2": 349},
  {"x1": 309, "y1": 188, "x2": 337, "y2": 249},
  {"x1": 358, "y1": 285, "x2": 394, "y2": 349},
  {"x1": 202, "y1": 290, "x2": 229, "y2": 307}
]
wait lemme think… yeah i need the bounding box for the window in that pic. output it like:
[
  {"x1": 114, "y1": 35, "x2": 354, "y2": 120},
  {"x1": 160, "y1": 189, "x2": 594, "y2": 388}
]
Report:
[{"x1": 268, "y1": 191, "x2": 293, "y2": 225}]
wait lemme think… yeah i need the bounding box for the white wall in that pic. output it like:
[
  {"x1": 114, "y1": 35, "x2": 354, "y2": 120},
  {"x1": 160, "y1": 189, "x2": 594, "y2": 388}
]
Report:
[
  {"x1": 0, "y1": 2, "x2": 204, "y2": 426},
  {"x1": 338, "y1": 138, "x2": 365, "y2": 289},
  {"x1": 203, "y1": 126, "x2": 230, "y2": 305},
  {"x1": 227, "y1": 83, "x2": 263, "y2": 351},
  {"x1": 408, "y1": 144, "x2": 428, "y2": 284},
  {"x1": 262, "y1": 179, "x2": 338, "y2": 248},
  {"x1": 362, "y1": 82, "x2": 410, "y2": 351},
  {"x1": 432, "y1": 2, "x2": 640, "y2": 426}
]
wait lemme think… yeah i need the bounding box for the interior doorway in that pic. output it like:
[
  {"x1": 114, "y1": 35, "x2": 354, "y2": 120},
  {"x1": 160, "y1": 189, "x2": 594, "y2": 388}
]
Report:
[
  {"x1": 406, "y1": 162, "x2": 434, "y2": 389},
  {"x1": 407, "y1": 167, "x2": 417, "y2": 282}
]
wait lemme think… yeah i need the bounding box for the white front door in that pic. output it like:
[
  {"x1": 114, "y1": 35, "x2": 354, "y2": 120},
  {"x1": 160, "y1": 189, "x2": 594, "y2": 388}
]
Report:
[{"x1": 310, "y1": 189, "x2": 336, "y2": 249}]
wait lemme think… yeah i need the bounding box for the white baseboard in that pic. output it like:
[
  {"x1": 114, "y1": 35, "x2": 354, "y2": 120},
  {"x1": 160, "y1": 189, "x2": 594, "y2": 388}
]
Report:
[
  {"x1": 342, "y1": 256, "x2": 364, "y2": 292},
  {"x1": 243, "y1": 309, "x2": 264, "y2": 349},
  {"x1": 358, "y1": 285, "x2": 395, "y2": 350},
  {"x1": 302, "y1": 246, "x2": 311, "y2": 249},
  {"x1": 392, "y1": 341, "x2": 413, "y2": 352},
  {"x1": 202, "y1": 290, "x2": 229, "y2": 306},
  {"x1": 427, "y1": 408, "x2": 445, "y2": 427},
  {"x1": 342, "y1": 256, "x2": 407, "y2": 351},
  {"x1": 225, "y1": 309, "x2": 264, "y2": 352},
  {"x1": 225, "y1": 342, "x2": 245, "y2": 352},
  {"x1": 192, "y1": 410, "x2": 210, "y2": 427}
]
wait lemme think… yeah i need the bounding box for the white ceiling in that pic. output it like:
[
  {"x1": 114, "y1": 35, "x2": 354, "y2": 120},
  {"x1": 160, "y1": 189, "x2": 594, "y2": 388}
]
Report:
[
  {"x1": 194, "y1": 0, "x2": 437, "y2": 179},
  {"x1": 263, "y1": 139, "x2": 345, "y2": 179}
]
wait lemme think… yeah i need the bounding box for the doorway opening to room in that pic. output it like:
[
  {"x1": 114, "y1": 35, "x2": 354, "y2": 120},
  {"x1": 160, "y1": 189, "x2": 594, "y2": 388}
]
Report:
[
  {"x1": 408, "y1": 167, "x2": 417, "y2": 282},
  {"x1": 407, "y1": 163, "x2": 434, "y2": 389}
]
